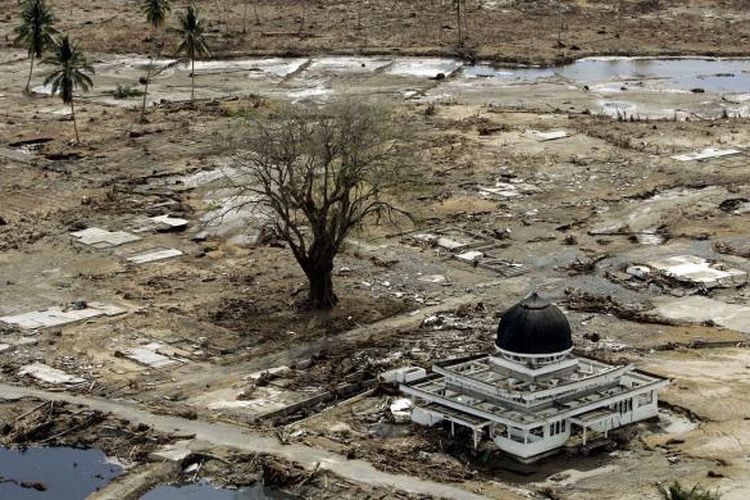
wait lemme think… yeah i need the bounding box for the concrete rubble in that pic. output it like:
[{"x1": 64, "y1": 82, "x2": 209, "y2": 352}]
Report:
[
  {"x1": 671, "y1": 147, "x2": 741, "y2": 162},
  {"x1": 124, "y1": 247, "x2": 184, "y2": 264},
  {"x1": 529, "y1": 129, "x2": 569, "y2": 141},
  {"x1": 640, "y1": 255, "x2": 747, "y2": 288},
  {"x1": 121, "y1": 342, "x2": 182, "y2": 369},
  {"x1": 0, "y1": 302, "x2": 127, "y2": 330},
  {"x1": 18, "y1": 362, "x2": 86, "y2": 386},
  {"x1": 70, "y1": 227, "x2": 141, "y2": 248}
]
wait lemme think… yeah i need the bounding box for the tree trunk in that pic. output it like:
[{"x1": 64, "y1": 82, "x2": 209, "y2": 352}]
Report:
[
  {"x1": 25, "y1": 53, "x2": 34, "y2": 94},
  {"x1": 140, "y1": 35, "x2": 156, "y2": 122},
  {"x1": 70, "y1": 98, "x2": 80, "y2": 144},
  {"x1": 191, "y1": 57, "x2": 195, "y2": 102},
  {"x1": 306, "y1": 263, "x2": 338, "y2": 310},
  {"x1": 456, "y1": 0, "x2": 463, "y2": 46}
]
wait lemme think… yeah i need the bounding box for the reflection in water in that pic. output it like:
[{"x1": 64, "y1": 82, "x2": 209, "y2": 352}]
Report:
[
  {"x1": 142, "y1": 480, "x2": 296, "y2": 500},
  {"x1": 0, "y1": 446, "x2": 122, "y2": 499}
]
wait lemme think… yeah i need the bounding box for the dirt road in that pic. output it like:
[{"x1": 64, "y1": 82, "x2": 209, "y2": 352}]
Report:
[{"x1": 0, "y1": 382, "x2": 487, "y2": 500}]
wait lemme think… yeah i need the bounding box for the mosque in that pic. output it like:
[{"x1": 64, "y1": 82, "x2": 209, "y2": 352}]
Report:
[{"x1": 399, "y1": 293, "x2": 668, "y2": 463}]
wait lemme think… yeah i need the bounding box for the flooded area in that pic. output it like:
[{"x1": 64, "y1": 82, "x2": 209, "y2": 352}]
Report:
[
  {"x1": 0, "y1": 446, "x2": 122, "y2": 499},
  {"x1": 143, "y1": 480, "x2": 293, "y2": 500},
  {"x1": 10, "y1": 53, "x2": 750, "y2": 119}
]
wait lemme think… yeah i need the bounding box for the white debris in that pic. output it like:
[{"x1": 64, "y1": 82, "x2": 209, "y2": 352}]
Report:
[
  {"x1": 125, "y1": 248, "x2": 184, "y2": 264},
  {"x1": 0, "y1": 302, "x2": 127, "y2": 330},
  {"x1": 150, "y1": 214, "x2": 189, "y2": 229},
  {"x1": 626, "y1": 265, "x2": 651, "y2": 280},
  {"x1": 245, "y1": 366, "x2": 290, "y2": 381},
  {"x1": 149, "y1": 440, "x2": 193, "y2": 463},
  {"x1": 647, "y1": 255, "x2": 747, "y2": 288},
  {"x1": 529, "y1": 129, "x2": 569, "y2": 141},
  {"x1": 379, "y1": 366, "x2": 427, "y2": 384},
  {"x1": 436, "y1": 237, "x2": 469, "y2": 251},
  {"x1": 390, "y1": 398, "x2": 414, "y2": 423},
  {"x1": 0, "y1": 344, "x2": 11, "y2": 353},
  {"x1": 478, "y1": 181, "x2": 538, "y2": 199},
  {"x1": 70, "y1": 227, "x2": 141, "y2": 248},
  {"x1": 456, "y1": 250, "x2": 483, "y2": 263},
  {"x1": 671, "y1": 148, "x2": 741, "y2": 162},
  {"x1": 123, "y1": 343, "x2": 181, "y2": 368},
  {"x1": 18, "y1": 362, "x2": 85, "y2": 385},
  {"x1": 418, "y1": 274, "x2": 449, "y2": 284}
]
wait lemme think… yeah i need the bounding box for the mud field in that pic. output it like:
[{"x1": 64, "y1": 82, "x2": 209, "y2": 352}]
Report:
[{"x1": 2, "y1": 1, "x2": 750, "y2": 499}]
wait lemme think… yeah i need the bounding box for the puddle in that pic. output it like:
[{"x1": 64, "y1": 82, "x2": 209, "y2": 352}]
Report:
[
  {"x1": 142, "y1": 479, "x2": 294, "y2": 499},
  {"x1": 464, "y1": 63, "x2": 554, "y2": 82},
  {"x1": 385, "y1": 57, "x2": 463, "y2": 77},
  {"x1": 554, "y1": 57, "x2": 750, "y2": 93},
  {"x1": 0, "y1": 446, "x2": 122, "y2": 499}
]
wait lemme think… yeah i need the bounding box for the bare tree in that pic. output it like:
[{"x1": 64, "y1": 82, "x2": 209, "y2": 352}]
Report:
[{"x1": 226, "y1": 104, "x2": 412, "y2": 309}]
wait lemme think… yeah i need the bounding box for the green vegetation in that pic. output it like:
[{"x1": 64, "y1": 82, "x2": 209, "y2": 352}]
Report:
[
  {"x1": 43, "y1": 35, "x2": 95, "y2": 144},
  {"x1": 14, "y1": 0, "x2": 58, "y2": 93},
  {"x1": 659, "y1": 482, "x2": 721, "y2": 500},
  {"x1": 140, "y1": 0, "x2": 171, "y2": 120},
  {"x1": 107, "y1": 83, "x2": 144, "y2": 99},
  {"x1": 175, "y1": 3, "x2": 210, "y2": 102}
]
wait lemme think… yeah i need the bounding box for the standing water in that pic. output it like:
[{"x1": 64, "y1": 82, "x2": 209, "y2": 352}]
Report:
[
  {"x1": 142, "y1": 479, "x2": 295, "y2": 499},
  {"x1": 0, "y1": 446, "x2": 122, "y2": 499}
]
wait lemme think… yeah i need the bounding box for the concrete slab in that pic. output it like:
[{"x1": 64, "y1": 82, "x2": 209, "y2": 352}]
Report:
[
  {"x1": 18, "y1": 362, "x2": 85, "y2": 385},
  {"x1": 646, "y1": 255, "x2": 747, "y2": 288},
  {"x1": 122, "y1": 345, "x2": 181, "y2": 369},
  {"x1": 0, "y1": 303, "x2": 127, "y2": 330},
  {"x1": 149, "y1": 214, "x2": 189, "y2": 230},
  {"x1": 456, "y1": 250, "x2": 483, "y2": 263},
  {"x1": 71, "y1": 227, "x2": 141, "y2": 248},
  {"x1": 125, "y1": 248, "x2": 184, "y2": 264},
  {"x1": 652, "y1": 296, "x2": 750, "y2": 334},
  {"x1": 530, "y1": 130, "x2": 569, "y2": 141},
  {"x1": 671, "y1": 147, "x2": 741, "y2": 162},
  {"x1": 436, "y1": 237, "x2": 469, "y2": 251}
]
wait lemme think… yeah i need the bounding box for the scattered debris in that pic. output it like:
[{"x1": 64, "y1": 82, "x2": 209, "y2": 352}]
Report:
[
  {"x1": 645, "y1": 255, "x2": 747, "y2": 289},
  {"x1": 389, "y1": 398, "x2": 413, "y2": 423}
]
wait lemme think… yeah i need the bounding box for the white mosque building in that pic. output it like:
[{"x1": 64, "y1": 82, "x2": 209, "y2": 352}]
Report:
[{"x1": 399, "y1": 293, "x2": 668, "y2": 463}]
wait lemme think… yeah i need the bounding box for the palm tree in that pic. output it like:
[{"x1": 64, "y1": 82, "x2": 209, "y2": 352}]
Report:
[
  {"x1": 43, "y1": 35, "x2": 94, "y2": 144},
  {"x1": 140, "y1": 0, "x2": 171, "y2": 120},
  {"x1": 14, "y1": 0, "x2": 57, "y2": 93},
  {"x1": 175, "y1": 3, "x2": 210, "y2": 102}
]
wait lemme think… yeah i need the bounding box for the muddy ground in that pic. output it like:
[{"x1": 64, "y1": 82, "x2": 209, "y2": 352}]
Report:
[
  {"x1": 2, "y1": 0, "x2": 750, "y2": 499},
  {"x1": 3, "y1": 1, "x2": 750, "y2": 64}
]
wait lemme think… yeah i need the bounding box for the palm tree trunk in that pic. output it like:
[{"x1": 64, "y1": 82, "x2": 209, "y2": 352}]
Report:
[
  {"x1": 191, "y1": 57, "x2": 195, "y2": 102},
  {"x1": 456, "y1": 0, "x2": 463, "y2": 46},
  {"x1": 242, "y1": 0, "x2": 248, "y2": 34},
  {"x1": 140, "y1": 35, "x2": 156, "y2": 122},
  {"x1": 70, "y1": 98, "x2": 80, "y2": 144},
  {"x1": 25, "y1": 53, "x2": 35, "y2": 94}
]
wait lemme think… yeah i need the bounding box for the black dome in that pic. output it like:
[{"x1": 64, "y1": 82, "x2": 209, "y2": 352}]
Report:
[{"x1": 496, "y1": 293, "x2": 572, "y2": 355}]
